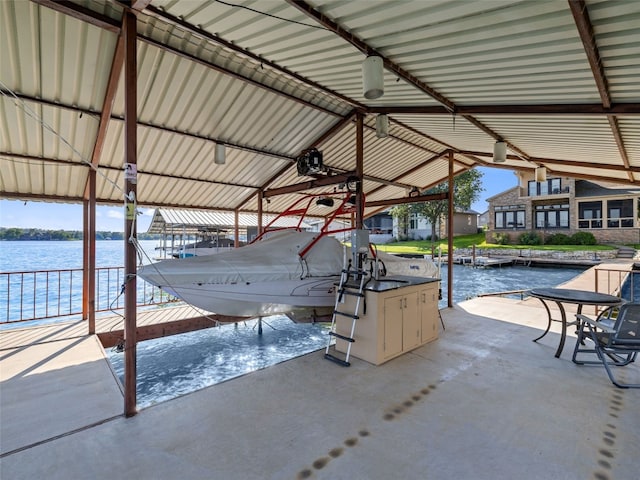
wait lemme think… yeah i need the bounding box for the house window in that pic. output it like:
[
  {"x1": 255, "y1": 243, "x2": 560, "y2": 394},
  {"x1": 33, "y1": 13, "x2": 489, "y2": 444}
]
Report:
[
  {"x1": 494, "y1": 206, "x2": 525, "y2": 229},
  {"x1": 409, "y1": 213, "x2": 419, "y2": 230},
  {"x1": 535, "y1": 204, "x2": 569, "y2": 229},
  {"x1": 578, "y1": 201, "x2": 602, "y2": 229},
  {"x1": 607, "y1": 199, "x2": 634, "y2": 228},
  {"x1": 528, "y1": 178, "x2": 563, "y2": 197}
]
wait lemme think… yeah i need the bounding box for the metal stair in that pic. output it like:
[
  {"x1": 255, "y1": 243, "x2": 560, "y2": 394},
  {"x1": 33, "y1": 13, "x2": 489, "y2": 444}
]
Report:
[{"x1": 324, "y1": 267, "x2": 368, "y2": 367}]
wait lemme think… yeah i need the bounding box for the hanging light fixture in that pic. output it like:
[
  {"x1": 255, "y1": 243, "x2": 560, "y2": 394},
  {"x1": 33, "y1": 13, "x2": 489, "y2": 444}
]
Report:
[
  {"x1": 214, "y1": 143, "x2": 226, "y2": 165},
  {"x1": 535, "y1": 166, "x2": 547, "y2": 182},
  {"x1": 375, "y1": 114, "x2": 389, "y2": 138},
  {"x1": 315, "y1": 197, "x2": 335, "y2": 208},
  {"x1": 493, "y1": 141, "x2": 506, "y2": 163},
  {"x1": 362, "y1": 55, "x2": 384, "y2": 100}
]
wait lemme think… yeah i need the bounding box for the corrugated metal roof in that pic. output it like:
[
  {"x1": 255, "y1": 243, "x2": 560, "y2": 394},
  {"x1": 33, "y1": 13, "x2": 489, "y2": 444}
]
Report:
[
  {"x1": 1, "y1": 0, "x2": 639, "y2": 220},
  {"x1": 146, "y1": 208, "x2": 309, "y2": 234}
]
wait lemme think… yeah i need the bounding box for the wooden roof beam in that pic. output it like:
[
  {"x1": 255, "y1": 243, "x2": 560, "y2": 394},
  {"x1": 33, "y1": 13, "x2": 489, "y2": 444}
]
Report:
[
  {"x1": 144, "y1": 4, "x2": 367, "y2": 112},
  {"x1": 459, "y1": 150, "x2": 640, "y2": 173},
  {"x1": 287, "y1": 0, "x2": 531, "y2": 163},
  {"x1": 569, "y1": 0, "x2": 632, "y2": 182},
  {"x1": 263, "y1": 172, "x2": 354, "y2": 198},
  {"x1": 31, "y1": 0, "x2": 120, "y2": 32},
  {"x1": 83, "y1": 30, "x2": 124, "y2": 200},
  {"x1": 368, "y1": 104, "x2": 640, "y2": 115},
  {"x1": 366, "y1": 151, "x2": 449, "y2": 199},
  {"x1": 366, "y1": 192, "x2": 448, "y2": 208},
  {"x1": 569, "y1": 0, "x2": 611, "y2": 108},
  {"x1": 32, "y1": 0, "x2": 345, "y2": 119},
  {"x1": 139, "y1": 35, "x2": 339, "y2": 118},
  {"x1": 236, "y1": 111, "x2": 357, "y2": 210},
  {"x1": 4, "y1": 92, "x2": 296, "y2": 163},
  {"x1": 0, "y1": 152, "x2": 261, "y2": 189}
]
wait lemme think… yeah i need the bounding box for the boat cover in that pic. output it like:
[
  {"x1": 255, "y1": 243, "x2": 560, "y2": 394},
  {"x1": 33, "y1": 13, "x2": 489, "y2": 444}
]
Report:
[
  {"x1": 138, "y1": 230, "x2": 345, "y2": 287},
  {"x1": 376, "y1": 250, "x2": 439, "y2": 278}
]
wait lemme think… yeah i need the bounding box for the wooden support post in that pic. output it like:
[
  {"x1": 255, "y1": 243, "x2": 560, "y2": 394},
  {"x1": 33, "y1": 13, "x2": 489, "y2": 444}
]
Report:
[
  {"x1": 234, "y1": 209, "x2": 240, "y2": 248},
  {"x1": 82, "y1": 199, "x2": 89, "y2": 322},
  {"x1": 123, "y1": 10, "x2": 138, "y2": 418},
  {"x1": 447, "y1": 150, "x2": 454, "y2": 308},
  {"x1": 257, "y1": 190, "x2": 264, "y2": 238},
  {"x1": 88, "y1": 169, "x2": 96, "y2": 333},
  {"x1": 355, "y1": 112, "x2": 364, "y2": 230}
]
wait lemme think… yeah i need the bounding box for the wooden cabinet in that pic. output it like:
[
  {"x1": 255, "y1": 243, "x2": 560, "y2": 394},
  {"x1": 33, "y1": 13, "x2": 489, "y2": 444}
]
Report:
[
  {"x1": 383, "y1": 291, "x2": 419, "y2": 359},
  {"x1": 334, "y1": 280, "x2": 439, "y2": 365},
  {"x1": 420, "y1": 283, "x2": 439, "y2": 344}
]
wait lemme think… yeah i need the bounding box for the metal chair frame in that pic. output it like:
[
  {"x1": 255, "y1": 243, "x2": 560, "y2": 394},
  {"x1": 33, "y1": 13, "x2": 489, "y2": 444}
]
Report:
[{"x1": 572, "y1": 304, "x2": 640, "y2": 389}]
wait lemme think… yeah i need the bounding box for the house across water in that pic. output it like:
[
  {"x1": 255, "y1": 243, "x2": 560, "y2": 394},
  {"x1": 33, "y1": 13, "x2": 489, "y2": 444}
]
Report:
[{"x1": 486, "y1": 174, "x2": 640, "y2": 245}]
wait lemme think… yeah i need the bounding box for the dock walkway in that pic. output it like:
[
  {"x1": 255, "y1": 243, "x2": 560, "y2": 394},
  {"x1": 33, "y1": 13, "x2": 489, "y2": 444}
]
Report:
[
  {"x1": 1, "y1": 304, "x2": 233, "y2": 351},
  {"x1": 1, "y1": 261, "x2": 638, "y2": 479}
]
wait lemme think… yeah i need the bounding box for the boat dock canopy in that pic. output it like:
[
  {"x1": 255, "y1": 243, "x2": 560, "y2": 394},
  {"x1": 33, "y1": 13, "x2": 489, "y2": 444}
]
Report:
[
  {"x1": 2, "y1": 2, "x2": 638, "y2": 216},
  {"x1": 146, "y1": 209, "x2": 311, "y2": 235}
]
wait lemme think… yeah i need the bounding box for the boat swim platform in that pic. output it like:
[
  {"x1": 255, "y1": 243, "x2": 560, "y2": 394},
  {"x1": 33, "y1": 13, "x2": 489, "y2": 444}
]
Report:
[{"x1": 1, "y1": 296, "x2": 638, "y2": 479}]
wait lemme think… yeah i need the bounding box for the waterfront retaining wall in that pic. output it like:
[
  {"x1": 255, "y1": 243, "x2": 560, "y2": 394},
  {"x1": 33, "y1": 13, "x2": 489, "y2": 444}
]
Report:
[{"x1": 453, "y1": 248, "x2": 619, "y2": 261}]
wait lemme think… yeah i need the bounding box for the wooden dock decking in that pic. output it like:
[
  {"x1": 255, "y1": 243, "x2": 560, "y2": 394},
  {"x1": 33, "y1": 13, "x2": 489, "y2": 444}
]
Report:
[{"x1": 0, "y1": 305, "x2": 241, "y2": 351}]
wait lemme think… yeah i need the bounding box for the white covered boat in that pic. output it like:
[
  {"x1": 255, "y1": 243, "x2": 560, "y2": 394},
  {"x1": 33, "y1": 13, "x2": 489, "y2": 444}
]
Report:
[{"x1": 138, "y1": 195, "x2": 439, "y2": 321}]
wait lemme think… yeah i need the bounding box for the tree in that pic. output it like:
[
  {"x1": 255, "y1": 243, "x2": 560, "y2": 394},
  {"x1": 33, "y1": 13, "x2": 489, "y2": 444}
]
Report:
[
  {"x1": 411, "y1": 169, "x2": 484, "y2": 248},
  {"x1": 387, "y1": 169, "x2": 483, "y2": 244}
]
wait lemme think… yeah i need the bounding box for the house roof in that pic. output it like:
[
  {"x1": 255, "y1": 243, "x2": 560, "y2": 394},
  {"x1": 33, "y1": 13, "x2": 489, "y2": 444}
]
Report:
[
  {"x1": 575, "y1": 180, "x2": 640, "y2": 198},
  {"x1": 1, "y1": 1, "x2": 639, "y2": 219},
  {"x1": 486, "y1": 186, "x2": 520, "y2": 203}
]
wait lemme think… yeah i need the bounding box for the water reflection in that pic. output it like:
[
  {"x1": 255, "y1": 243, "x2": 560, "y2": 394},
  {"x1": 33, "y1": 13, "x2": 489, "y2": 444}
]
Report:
[{"x1": 108, "y1": 318, "x2": 329, "y2": 407}]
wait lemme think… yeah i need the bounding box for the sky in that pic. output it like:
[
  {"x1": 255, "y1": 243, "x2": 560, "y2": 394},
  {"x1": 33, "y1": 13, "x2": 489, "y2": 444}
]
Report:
[{"x1": 0, "y1": 166, "x2": 516, "y2": 232}]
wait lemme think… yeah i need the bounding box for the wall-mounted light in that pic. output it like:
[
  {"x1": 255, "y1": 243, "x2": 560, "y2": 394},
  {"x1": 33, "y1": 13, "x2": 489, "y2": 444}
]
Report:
[
  {"x1": 493, "y1": 141, "x2": 506, "y2": 163},
  {"x1": 535, "y1": 166, "x2": 547, "y2": 182},
  {"x1": 215, "y1": 143, "x2": 226, "y2": 165},
  {"x1": 362, "y1": 55, "x2": 384, "y2": 100},
  {"x1": 409, "y1": 186, "x2": 420, "y2": 198},
  {"x1": 375, "y1": 114, "x2": 389, "y2": 138}
]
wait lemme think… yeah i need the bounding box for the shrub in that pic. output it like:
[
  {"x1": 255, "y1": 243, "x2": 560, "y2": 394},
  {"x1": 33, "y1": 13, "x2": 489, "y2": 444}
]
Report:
[
  {"x1": 570, "y1": 231, "x2": 597, "y2": 245},
  {"x1": 545, "y1": 233, "x2": 571, "y2": 245},
  {"x1": 518, "y1": 231, "x2": 541, "y2": 245},
  {"x1": 491, "y1": 232, "x2": 510, "y2": 245}
]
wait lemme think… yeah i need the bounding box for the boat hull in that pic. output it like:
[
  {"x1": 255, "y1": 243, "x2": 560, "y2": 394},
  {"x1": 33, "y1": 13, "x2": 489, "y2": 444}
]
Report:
[{"x1": 160, "y1": 276, "x2": 340, "y2": 318}]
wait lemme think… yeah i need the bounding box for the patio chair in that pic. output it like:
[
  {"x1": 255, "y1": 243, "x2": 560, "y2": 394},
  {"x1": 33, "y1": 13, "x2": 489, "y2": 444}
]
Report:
[{"x1": 572, "y1": 303, "x2": 640, "y2": 388}]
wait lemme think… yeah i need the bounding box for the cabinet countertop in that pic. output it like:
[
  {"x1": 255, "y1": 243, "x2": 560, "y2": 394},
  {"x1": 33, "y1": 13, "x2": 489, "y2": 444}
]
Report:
[{"x1": 364, "y1": 275, "x2": 439, "y2": 292}]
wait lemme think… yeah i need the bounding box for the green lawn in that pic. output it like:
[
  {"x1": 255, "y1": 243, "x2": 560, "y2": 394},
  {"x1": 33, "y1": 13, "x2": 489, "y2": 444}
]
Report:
[{"x1": 375, "y1": 233, "x2": 617, "y2": 255}]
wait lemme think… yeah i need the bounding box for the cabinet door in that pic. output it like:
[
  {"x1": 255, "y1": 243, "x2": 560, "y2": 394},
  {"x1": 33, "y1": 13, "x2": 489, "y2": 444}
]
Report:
[
  {"x1": 420, "y1": 284, "x2": 439, "y2": 343},
  {"x1": 383, "y1": 295, "x2": 403, "y2": 359},
  {"x1": 402, "y1": 291, "x2": 420, "y2": 350}
]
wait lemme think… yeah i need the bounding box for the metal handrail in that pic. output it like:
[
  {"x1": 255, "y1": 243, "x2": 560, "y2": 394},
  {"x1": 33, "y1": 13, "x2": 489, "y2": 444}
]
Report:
[
  {"x1": 475, "y1": 289, "x2": 528, "y2": 299},
  {"x1": 1, "y1": 266, "x2": 178, "y2": 325},
  {"x1": 594, "y1": 266, "x2": 637, "y2": 302}
]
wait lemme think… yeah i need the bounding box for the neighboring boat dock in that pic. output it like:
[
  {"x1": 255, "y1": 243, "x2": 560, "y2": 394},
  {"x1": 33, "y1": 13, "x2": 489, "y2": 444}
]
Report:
[{"x1": 447, "y1": 254, "x2": 604, "y2": 268}]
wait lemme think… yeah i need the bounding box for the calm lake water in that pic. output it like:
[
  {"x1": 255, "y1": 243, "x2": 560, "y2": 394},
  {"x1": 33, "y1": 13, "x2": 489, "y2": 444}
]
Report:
[{"x1": 1, "y1": 240, "x2": 587, "y2": 407}]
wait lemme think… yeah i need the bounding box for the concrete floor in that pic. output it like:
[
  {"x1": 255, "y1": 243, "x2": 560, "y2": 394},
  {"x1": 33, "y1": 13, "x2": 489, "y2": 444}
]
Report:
[{"x1": 1, "y1": 296, "x2": 638, "y2": 480}]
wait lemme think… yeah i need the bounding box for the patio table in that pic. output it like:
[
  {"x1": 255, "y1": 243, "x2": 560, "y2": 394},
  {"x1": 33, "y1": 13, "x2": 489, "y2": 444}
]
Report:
[{"x1": 527, "y1": 288, "x2": 624, "y2": 358}]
